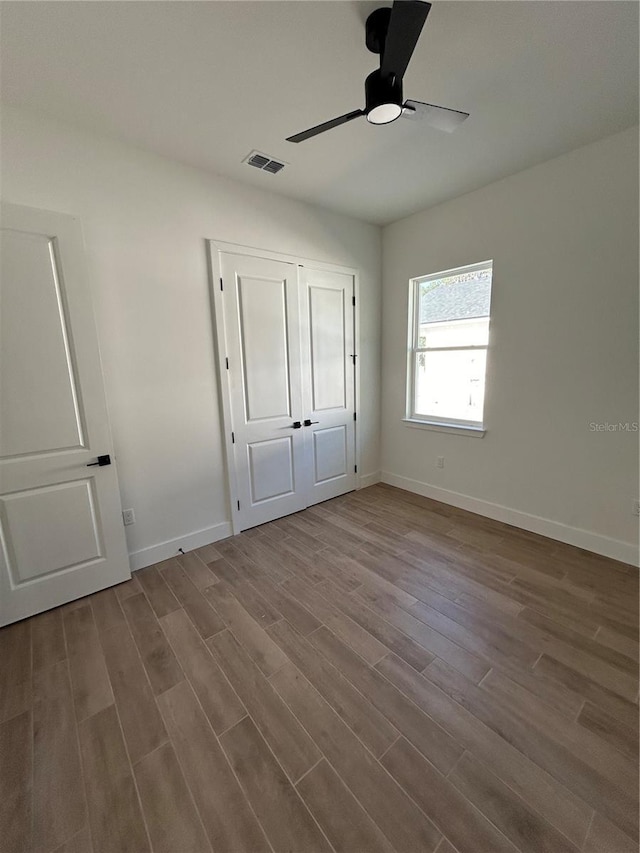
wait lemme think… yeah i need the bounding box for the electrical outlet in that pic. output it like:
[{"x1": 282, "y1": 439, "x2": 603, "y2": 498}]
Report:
[
  {"x1": 633, "y1": 500, "x2": 640, "y2": 517},
  {"x1": 436, "y1": 456, "x2": 445, "y2": 469},
  {"x1": 122, "y1": 508, "x2": 135, "y2": 526}
]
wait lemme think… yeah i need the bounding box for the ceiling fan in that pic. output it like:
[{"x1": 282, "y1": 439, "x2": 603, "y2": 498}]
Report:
[{"x1": 286, "y1": 0, "x2": 469, "y2": 143}]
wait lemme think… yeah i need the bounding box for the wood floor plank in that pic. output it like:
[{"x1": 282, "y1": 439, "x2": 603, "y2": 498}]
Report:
[
  {"x1": 270, "y1": 660, "x2": 443, "y2": 853},
  {"x1": 208, "y1": 628, "x2": 320, "y2": 781},
  {"x1": 229, "y1": 534, "x2": 293, "y2": 584},
  {"x1": 282, "y1": 576, "x2": 389, "y2": 664},
  {"x1": 267, "y1": 619, "x2": 399, "y2": 758},
  {"x1": 100, "y1": 624, "x2": 168, "y2": 764},
  {"x1": 120, "y1": 593, "x2": 184, "y2": 696},
  {"x1": 160, "y1": 609, "x2": 246, "y2": 734},
  {"x1": 309, "y1": 625, "x2": 464, "y2": 775},
  {"x1": 114, "y1": 575, "x2": 142, "y2": 602},
  {"x1": 135, "y1": 565, "x2": 181, "y2": 618},
  {"x1": 249, "y1": 573, "x2": 322, "y2": 635},
  {"x1": 583, "y1": 812, "x2": 638, "y2": 853},
  {"x1": 519, "y1": 606, "x2": 638, "y2": 676},
  {"x1": 409, "y1": 596, "x2": 540, "y2": 670},
  {"x1": 356, "y1": 584, "x2": 490, "y2": 682},
  {"x1": 31, "y1": 609, "x2": 66, "y2": 672},
  {"x1": 79, "y1": 705, "x2": 150, "y2": 853},
  {"x1": 534, "y1": 653, "x2": 639, "y2": 730},
  {"x1": 434, "y1": 840, "x2": 460, "y2": 853},
  {"x1": 0, "y1": 620, "x2": 31, "y2": 723},
  {"x1": 216, "y1": 572, "x2": 283, "y2": 627},
  {"x1": 134, "y1": 742, "x2": 211, "y2": 853},
  {"x1": 595, "y1": 625, "x2": 639, "y2": 662},
  {"x1": 32, "y1": 661, "x2": 85, "y2": 851},
  {"x1": 52, "y1": 825, "x2": 93, "y2": 853},
  {"x1": 177, "y1": 550, "x2": 219, "y2": 590},
  {"x1": 375, "y1": 652, "x2": 593, "y2": 847},
  {"x1": 0, "y1": 710, "x2": 31, "y2": 853},
  {"x1": 194, "y1": 542, "x2": 222, "y2": 564},
  {"x1": 424, "y1": 658, "x2": 638, "y2": 841},
  {"x1": 318, "y1": 579, "x2": 433, "y2": 670},
  {"x1": 381, "y1": 737, "x2": 519, "y2": 853},
  {"x1": 448, "y1": 751, "x2": 580, "y2": 853},
  {"x1": 577, "y1": 700, "x2": 639, "y2": 762},
  {"x1": 480, "y1": 669, "x2": 638, "y2": 792},
  {"x1": 157, "y1": 680, "x2": 270, "y2": 853},
  {"x1": 63, "y1": 605, "x2": 113, "y2": 721},
  {"x1": 160, "y1": 563, "x2": 226, "y2": 639},
  {"x1": 296, "y1": 758, "x2": 396, "y2": 853},
  {"x1": 203, "y1": 580, "x2": 288, "y2": 676},
  {"x1": 219, "y1": 716, "x2": 332, "y2": 853},
  {"x1": 90, "y1": 588, "x2": 126, "y2": 635}
]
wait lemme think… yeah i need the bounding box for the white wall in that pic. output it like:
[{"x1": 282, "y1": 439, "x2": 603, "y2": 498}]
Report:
[
  {"x1": 381, "y1": 127, "x2": 639, "y2": 564},
  {"x1": 1, "y1": 105, "x2": 382, "y2": 567}
]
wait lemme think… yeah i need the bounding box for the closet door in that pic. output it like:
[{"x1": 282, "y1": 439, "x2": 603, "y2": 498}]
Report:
[
  {"x1": 221, "y1": 253, "x2": 307, "y2": 529},
  {"x1": 299, "y1": 267, "x2": 356, "y2": 505}
]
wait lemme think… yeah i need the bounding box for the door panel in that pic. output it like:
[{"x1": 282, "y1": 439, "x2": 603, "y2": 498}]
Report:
[
  {"x1": 1, "y1": 204, "x2": 130, "y2": 625},
  {"x1": 238, "y1": 275, "x2": 292, "y2": 421},
  {"x1": 1, "y1": 479, "x2": 102, "y2": 582},
  {"x1": 301, "y1": 268, "x2": 356, "y2": 505},
  {"x1": 248, "y1": 437, "x2": 295, "y2": 503},
  {"x1": 312, "y1": 426, "x2": 348, "y2": 484},
  {"x1": 1, "y1": 230, "x2": 85, "y2": 457},
  {"x1": 221, "y1": 253, "x2": 307, "y2": 529},
  {"x1": 308, "y1": 285, "x2": 347, "y2": 412}
]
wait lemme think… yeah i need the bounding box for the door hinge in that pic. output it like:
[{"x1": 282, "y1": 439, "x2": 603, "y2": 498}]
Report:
[
  {"x1": 353, "y1": 412, "x2": 357, "y2": 421},
  {"x1": 220, "y1": 278, "x2": 224, "y2": 291},
  {"x1": 231, "y1": 431, "x2": 235, "y2": 444},
  {"x1": 237, "y1": 500, "x2": 240, "y2": 511},
  {"x1": 351, "y1": 354, "x2": 357, "y2": 365},
  {"x1": 352, "y1": 295, "x2": 356, "y2": 307},
  {"x1": 225, "y1": 357, "x2": 229, "y2": 370},
  {"x1": 354, "y1": 465, "x2": 358, "y2": 473}
]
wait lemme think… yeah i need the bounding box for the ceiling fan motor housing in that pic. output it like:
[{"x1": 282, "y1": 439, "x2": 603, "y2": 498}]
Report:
[{"x1": 365, "y1": 69, "x2": 403, "y2": 113}]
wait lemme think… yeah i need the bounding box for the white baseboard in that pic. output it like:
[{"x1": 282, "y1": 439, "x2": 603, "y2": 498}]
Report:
[
  {"x1": 129, "y1": 521, "x2": 233, "y2": 572},
  {"x1": 358, "y1": 471, "x2": 381, "y2": 489},
  {"x1": 380, "y1": 472, "x2": 639, "y2": 567}
]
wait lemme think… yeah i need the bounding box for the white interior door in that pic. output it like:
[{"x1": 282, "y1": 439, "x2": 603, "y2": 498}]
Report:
[
  {"x1": 217, "y1": 250, "x2": 356, "y2": 532},
  {"x1": 300, "y1": 267, "x2": 356, "y2": 505},
  {"x1": 221, "y1": 253, "x2": 308, "y2": 529},
  {"x1": 0, "y1": 203, "x2": 130, "y2": 626}
]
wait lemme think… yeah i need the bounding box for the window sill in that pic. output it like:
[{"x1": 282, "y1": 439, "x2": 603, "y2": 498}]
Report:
[{"x1": 402, "y1": 418, "x2": 486, "y2": 438}]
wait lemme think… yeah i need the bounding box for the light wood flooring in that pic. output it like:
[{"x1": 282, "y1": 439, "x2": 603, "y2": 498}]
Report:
[{"x1": 1, "y1": 483, "x2": 638, "y2": 853}]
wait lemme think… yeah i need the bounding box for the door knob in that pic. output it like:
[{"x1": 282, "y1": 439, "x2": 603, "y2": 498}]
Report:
[
  {"x1": 291, "y1": 421, "x2": 302, "y2": 429},
  {"x1": 303, "y1": 419, "x2": 319, "y2": 427},
  {"x1": 87, "y1": 454, "x2": 111, "y2": 467}
]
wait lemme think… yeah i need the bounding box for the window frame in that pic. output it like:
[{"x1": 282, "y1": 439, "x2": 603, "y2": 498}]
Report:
[{"x1": 406, "y1": 260, "x2": 493, "y2": 433}]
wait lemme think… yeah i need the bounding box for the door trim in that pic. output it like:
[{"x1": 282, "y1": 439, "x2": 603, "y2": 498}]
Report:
[{"x1": 207, "y1": 240, "x2": 361, "y2": 536}]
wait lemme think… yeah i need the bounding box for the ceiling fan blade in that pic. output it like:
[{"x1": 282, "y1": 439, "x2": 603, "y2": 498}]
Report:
[
  {"x1": 381, "y1": 1, "x2": 431, "y2": 81},
  {"x1": 286, "y1": 110, "x2": 365, "y2": 143},
  {"x1": 402, "y1": 99, "x2": 469, "y2": 132}
]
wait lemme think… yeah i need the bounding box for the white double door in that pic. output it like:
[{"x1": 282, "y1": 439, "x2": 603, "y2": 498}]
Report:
[
  {"x1": 1, "y1": 203, "x2": 130, "y2": 626},
  {"x1": 219, "y1": 251, "x2": 356, "y2": 531}
]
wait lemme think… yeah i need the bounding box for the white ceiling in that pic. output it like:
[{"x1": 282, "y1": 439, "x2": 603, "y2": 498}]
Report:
[{"x1": 2, "y1": 1, "x2": 638, "y2": 225}]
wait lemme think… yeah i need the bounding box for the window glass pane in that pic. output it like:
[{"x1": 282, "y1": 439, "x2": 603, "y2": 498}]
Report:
[
  {"x1": 418, "y1": 317, "x2": 489, "y2": 349},
  {"x1": 418, "y1": 267, "x2": 491, "y2": 325},
  {"x1": 414, "y1": 349, "x2": 487, "y2": 423}
]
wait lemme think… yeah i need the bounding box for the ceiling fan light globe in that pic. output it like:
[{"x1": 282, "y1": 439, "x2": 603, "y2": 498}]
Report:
[{"x1": 366, "y1": 103, "x2": 403, "y2": 125}]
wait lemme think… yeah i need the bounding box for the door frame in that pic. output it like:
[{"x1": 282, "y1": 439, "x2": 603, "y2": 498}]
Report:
[{"x1": 207, "y1": 240, "x2": 362, "y2": 536}]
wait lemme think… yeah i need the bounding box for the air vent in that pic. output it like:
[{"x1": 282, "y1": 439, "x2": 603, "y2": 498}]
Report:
[
  {"x1": 243, "y1": 150, "x2": 287, "y2": 175},
  {"x1": 248, "y1": 154, "x2": 269, "y2": 169},
  {"x1": 263, "y1": 160, "x2": 285, "y2": 174}
]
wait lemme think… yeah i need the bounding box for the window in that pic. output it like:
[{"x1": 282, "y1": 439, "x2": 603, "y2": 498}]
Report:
[{"x1": 407, "y1": 260, "x2": 493, "y2": 431}]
